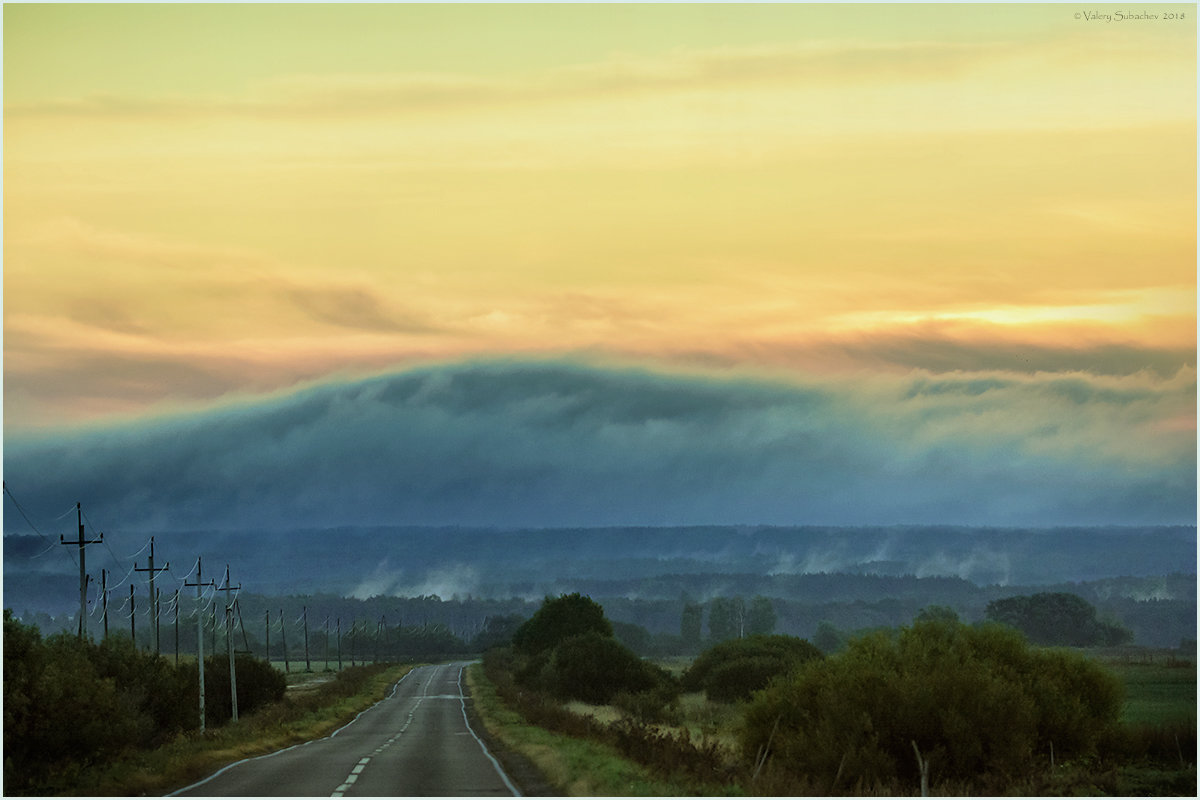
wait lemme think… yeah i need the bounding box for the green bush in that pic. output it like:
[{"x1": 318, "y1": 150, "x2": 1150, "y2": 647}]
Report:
[
  {"x1": 547, "y1": 631, "x2": 674, "y2": 705},
  {"x1": 202, "y1": 652, "x2": 288, "y2": 725},
  {"x1": 741, "y1": 620, "x2": 1124, "y2": 791},
  {"x1": 682, "y1": 635, "x2": 823, "y2": 702}
]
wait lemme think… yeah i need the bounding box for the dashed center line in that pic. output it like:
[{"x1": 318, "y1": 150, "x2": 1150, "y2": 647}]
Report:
[{"x1": 331, "y1": 667, "x2": 448, "y2": 796}]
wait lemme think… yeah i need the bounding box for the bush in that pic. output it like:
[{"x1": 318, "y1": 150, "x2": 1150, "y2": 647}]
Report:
[
  {"x1": 547, "y1": 631, "x2": 675, "y2": 705},
  {"x1": 741, "y1": 619, "x2": 1124, "y2": 791},
  {"x1": 202, "y1": 653, "x2": 287, "y2": 725},
  {"x1": 682, "y1": 635, "x2": 823, "y2": 702}
]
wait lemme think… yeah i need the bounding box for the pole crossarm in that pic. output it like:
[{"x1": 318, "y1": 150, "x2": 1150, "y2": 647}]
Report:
[
  {"x1": 61, "y1": 503, "x2": 103, "y2": 639},
  {"x1": 134, "y1": 537, "x2": 170, "y2": 654}
]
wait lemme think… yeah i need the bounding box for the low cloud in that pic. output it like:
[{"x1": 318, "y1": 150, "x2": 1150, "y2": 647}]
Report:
[{"x1": 4, "y1": 359, "x2": 1194, "y2": 532}]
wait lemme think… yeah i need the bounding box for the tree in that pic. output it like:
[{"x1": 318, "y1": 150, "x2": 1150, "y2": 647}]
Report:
[
  {"x1": 985, "y1": 592, "x2": 1132, "y2": 647},
  {"x1": 708, "y1": 596, "x2": 744, "y2": 641},
  {"x1": 680, "y1": 602, "x2": 703, "y2": 650},
  {"x1": 746, "y1": 596, "x2": 777, "y2": 636},
  {"x1": 512, "y1": 593, "x2": 612, "y2": 656}
]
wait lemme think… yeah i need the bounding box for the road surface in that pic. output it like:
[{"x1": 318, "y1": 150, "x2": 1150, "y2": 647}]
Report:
[{"x1": 171, "y1": 661, "x2": 521, "y2": 797}]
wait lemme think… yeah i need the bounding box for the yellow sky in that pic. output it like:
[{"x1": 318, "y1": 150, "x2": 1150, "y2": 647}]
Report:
[{"x1": 4, "y1": 4, "x2": 1196, "y2": 429}]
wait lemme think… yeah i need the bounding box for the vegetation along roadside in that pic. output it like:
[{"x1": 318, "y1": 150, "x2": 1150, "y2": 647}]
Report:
[
  {"x1": 467, "y1": 594, "x2": 1196, "y2": 796},
  {"x1": 2, "y1": 610, "x2": 411, "y2": 796}
]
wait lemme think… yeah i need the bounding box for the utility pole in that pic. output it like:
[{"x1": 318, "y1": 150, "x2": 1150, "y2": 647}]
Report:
[
  {"x1": 218, "y1": 566, "x2": 241, "y2": 722},
  {"x1": 61, "y1": 503, "x2": 102, "y2": 639},
  {"x1": 236, "y1": 601, "x2": 252, "y2": 654},
  {"x1": 173, "y1": 589, "x2": 180, "y2": 665},
  {"x1": 303, "y1": 606, "x2": 311, "y2": 672},
  {"x1": 134, "y1": 537, "x2": 169, "y2": 655},
  {"x1": 280, "y1": 609, "x2": 289, "y2": 673},
  {"x1": 185, "y1": 558, "x2": 215, "y2": 733},
  {"x1": 101, "y1": 569, "x2": 109, "y2": 638},
  {"x1": 129, "y1": 583, "x2": 136, "y2": 645}
]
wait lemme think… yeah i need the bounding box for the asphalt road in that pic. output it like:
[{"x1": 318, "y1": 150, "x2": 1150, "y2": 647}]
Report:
[{"x1": 171, "y1": 662, "x2": 521, "y2": 797}]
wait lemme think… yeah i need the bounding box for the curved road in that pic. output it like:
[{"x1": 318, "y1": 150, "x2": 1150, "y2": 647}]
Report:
[{"x1": 171, "y1": 662, "x2": 521, "y2": 797}]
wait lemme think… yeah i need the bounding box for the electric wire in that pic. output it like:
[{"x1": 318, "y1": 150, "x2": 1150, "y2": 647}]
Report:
[{"x1": 3, "y1": 482, "x2": 78, "y2": 568}]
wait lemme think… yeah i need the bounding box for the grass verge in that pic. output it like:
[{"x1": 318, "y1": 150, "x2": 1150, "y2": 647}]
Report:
[
  {"x1": 466, "y1": 661, "x2": 696, "y2": 796},
  {"x1": 61, "y1": 663, "x2": 412, "y2": 797}
]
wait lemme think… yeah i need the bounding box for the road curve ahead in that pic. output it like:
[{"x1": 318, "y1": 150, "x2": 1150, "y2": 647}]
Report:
[{"x1": 171, "y1": 662, "x2": 521, "y2": 797}]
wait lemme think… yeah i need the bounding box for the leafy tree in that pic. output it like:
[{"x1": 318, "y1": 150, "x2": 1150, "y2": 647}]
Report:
[
  {"x1": 512, "y1": 593, "x2": 612, "y2": 656},
  {"x1": 708, "y1": 596, "x2": 744, "y2": 641},
  {"x1": 742, "y1": 618, "x2": 1123, "y2": 790},
  {"x1": 986, "y1": 592, "x2": 1132, "y2": 646},
  {"x1": 683, "y1": 634, "x2": 822, "y2": 702},
  {"x1": 746, "y1": 596, "x2": 777, "y2": 636}
]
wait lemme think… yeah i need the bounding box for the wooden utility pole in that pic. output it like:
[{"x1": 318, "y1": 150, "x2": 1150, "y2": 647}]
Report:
[
  {"x1": 101, "y1": 569, "x2": 109, "y2": 638},
  {"x1": 217, "y1": 566, "x2": 241, "y2": 722},
  {"x1": 303, "y1": 606, "x2": 311, "y2": 672},
  {"x1": 61, "y1": 503, "x2": 102, "y2": 639},
  {"x1": 280, "y1": 609, "x2": 289, "y2": 673},
  {"x1": 185, "y1": 558, "x2": 215, "y2": 733},
  {"x1": 129, "y1": 583, "x2": 136, "y2": 644},
  {"x1": 134, "y1": 537, "x2": 169, "y2": 654}
]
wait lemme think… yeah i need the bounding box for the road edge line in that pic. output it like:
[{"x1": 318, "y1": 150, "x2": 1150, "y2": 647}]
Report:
[
  {"x1": 458, "y1": 663, "x2": 523, "y2": 797},
  {"x1": 167, "y1": 668, "x2": 416, "y2": 796}
]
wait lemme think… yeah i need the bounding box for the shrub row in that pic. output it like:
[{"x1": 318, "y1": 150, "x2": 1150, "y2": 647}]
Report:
[{"x1": 3, "y1": 610, "x2": 285, "y2": 794}]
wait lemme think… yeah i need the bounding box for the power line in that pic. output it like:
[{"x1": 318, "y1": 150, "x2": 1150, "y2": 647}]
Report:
[{"x1": 2, "y1": 482, "x2": 77, "y2": 568}]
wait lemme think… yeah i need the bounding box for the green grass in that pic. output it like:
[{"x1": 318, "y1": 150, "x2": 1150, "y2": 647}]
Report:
[
  {"x1": 466, "y1": 662, "x2": 698, "y2": 796},
  {"x1": 1109, "y1": 660, "x2": 1196, "y2": 726}
]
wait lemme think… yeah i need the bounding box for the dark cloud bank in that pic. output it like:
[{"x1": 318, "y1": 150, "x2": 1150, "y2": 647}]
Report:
[{"x1": 4, "y1": 359, "x2": 1195, "y2": 532}]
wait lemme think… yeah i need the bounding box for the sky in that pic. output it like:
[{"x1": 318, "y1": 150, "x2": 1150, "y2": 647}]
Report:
[{"x1": 3, "y1": 4, "x2": 1196, "y2": 531}]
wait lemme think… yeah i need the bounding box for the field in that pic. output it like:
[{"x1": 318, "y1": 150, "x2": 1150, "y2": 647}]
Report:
[{"x1": 1108, "y1": 658, "x2": 1196, "y2": 726}]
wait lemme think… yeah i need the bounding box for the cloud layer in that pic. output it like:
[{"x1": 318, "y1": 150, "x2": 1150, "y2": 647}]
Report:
[{"x1": 5, "y1": 359, "x2": 1193, "y2": 532}]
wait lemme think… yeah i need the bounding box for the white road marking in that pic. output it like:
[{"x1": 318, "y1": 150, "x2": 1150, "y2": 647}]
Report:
[
  {"x1": 169, "y1": 668, "x2": 418, "y2": 797},
  {"x1": 457, "y1": 665, "x2": 522, "y2": 797}
]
